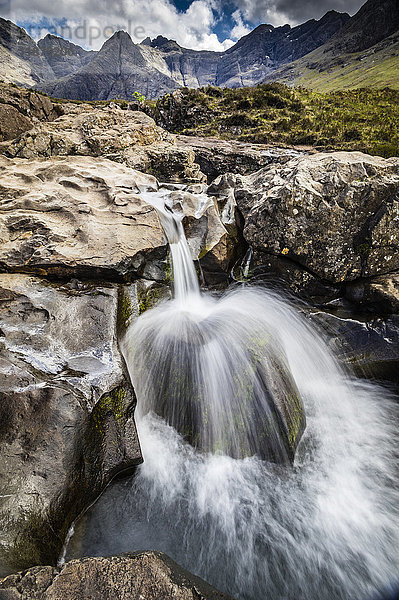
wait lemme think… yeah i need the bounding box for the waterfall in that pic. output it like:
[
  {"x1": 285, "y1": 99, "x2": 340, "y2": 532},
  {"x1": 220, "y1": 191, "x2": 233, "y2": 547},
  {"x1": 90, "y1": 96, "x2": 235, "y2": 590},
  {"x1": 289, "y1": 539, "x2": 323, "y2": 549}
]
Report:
[
  {"x1": 125, "y1": 190, "x2": 306, "y2": 463},
  {"x1": 67, "y1": 189, "x2": 399, "y2": 600}
]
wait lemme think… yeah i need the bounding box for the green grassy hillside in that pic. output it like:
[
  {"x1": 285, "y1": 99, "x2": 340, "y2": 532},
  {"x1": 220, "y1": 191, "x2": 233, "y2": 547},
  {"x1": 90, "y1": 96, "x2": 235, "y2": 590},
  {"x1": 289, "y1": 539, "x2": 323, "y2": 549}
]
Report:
[
  {"x1": 264, "y1": 32, "x2": 399, "y2": 93},
  {"x1": 151, "y1": 84, "x2": 399, "y2": 158}
]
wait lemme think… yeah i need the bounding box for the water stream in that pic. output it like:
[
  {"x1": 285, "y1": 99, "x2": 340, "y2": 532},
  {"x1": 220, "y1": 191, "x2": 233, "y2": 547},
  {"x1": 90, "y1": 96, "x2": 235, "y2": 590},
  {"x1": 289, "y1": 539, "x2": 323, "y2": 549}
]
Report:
[{"x1": 67, "y1": 189, "x2": 399, "y2": 600}]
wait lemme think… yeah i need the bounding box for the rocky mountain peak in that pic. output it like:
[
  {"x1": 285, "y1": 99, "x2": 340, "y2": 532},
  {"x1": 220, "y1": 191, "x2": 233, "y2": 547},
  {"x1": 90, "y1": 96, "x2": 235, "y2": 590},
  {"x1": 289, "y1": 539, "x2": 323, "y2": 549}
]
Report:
[
  {"x1": 148, "y1": 35, "x2": 181, "y2": 52},
  {"x1": 38, "y1": 33, "x2": 95, "y2": 78},
  {"x1": 329, "y1": 0, "x2": 399, "y2": 54},
  {"x1": 0, "y1": 17, "x2": 55, "y2": 83}
]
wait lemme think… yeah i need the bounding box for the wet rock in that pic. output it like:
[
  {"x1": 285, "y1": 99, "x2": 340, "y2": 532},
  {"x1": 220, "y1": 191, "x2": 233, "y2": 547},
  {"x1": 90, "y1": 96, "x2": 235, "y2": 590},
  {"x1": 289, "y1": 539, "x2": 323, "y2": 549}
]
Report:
[
  {"x1": 310, "y1": 310, "x2": 399, "y2": 383},
  {"x1": 345, "y1": 275, "x2": 399, "y2": 315},
  {"x1": 249, "y1": 252, "x2": 340, "y2": 304},
  {"x1": 4, "y1": 105, "x2": 171, "y2": 159},
  {"x1": 0, "y1": 155, "x2": 165, "y2": 281},
  {"x1": 169, "y1": 190, "x2": 238, "y2": 286},
  {"x1": 0, "y1": 274, "x2": 142, "y2": 575},
  {"x1": 0, "y1": 551, "x2": 235, "y2": 599},
  {"x1": 3, "y1": 103, "x2": 204, "y2": 183}
]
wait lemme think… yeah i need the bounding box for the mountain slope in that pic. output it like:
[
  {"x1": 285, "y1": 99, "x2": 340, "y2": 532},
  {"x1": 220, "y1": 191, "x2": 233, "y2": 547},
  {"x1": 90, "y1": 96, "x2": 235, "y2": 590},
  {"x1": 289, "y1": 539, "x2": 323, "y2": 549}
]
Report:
[
  {"x1": 216, "y1": 10, "x2": 350, "y2": 87},
  {"x1": 0, "y1": 18, "x2": 55, "y2": 85},
  {"x1": 265, "y1": 0, "x2": 399, "y2": 91},
  {"x1": 38, "y1": 34, "x2": 96, "y2": 78},
  {"x1": 38, "y1": 31, "x2": 180, "y2": 100}
]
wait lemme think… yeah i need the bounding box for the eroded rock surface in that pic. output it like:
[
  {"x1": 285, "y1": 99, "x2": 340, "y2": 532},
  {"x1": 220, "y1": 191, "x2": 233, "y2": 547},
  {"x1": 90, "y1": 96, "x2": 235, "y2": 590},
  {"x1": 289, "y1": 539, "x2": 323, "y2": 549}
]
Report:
[
  {"x1": 0, "y1": 155, "x2": 166, "y2": 281},
  {"x1": 209, "y1": 152, "x2": 399, "y2": 300},
  {"x1": 0, "y1": 274, "x2": 142, "y2": 575},
  {"x1": 0, "y1": 552, "x2": 235, "y2": 600},
  {"x1": 177, "y1": 135, "x2": 305, "y2": 182},
  {"x1": 3, "y1": 104, "x2": 203, "y2": 182}
]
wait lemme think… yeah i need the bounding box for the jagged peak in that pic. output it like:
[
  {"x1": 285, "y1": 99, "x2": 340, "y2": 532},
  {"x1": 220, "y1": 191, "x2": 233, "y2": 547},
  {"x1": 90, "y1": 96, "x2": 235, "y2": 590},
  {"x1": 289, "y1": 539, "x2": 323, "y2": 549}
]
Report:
[
  {"x1": 100, "y1": 29, "x2": 136, "y2": 50},
  {"x1": 149, "y1": 35, "x2": 181, "y2": 50}
]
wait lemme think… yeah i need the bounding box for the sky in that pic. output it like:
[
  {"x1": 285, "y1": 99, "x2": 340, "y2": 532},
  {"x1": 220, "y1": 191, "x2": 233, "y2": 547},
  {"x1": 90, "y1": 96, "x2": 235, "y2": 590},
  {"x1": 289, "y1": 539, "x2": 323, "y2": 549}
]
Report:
[{"x1": 0, "y1": 0, "x2": 366, "y2": 51}]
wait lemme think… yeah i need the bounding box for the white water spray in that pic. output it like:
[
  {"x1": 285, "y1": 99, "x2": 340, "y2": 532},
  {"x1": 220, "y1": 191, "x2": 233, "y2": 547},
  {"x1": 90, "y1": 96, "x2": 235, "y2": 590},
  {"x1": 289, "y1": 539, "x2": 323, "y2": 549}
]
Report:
[{"x1": 67, "y1": 189, "x2": 399, "y2": 600}]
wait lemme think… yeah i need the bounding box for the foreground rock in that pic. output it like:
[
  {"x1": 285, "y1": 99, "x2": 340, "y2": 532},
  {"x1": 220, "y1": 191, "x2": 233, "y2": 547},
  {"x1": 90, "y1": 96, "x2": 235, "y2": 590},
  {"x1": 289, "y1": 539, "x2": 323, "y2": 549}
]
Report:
[
  {"x1": 209, "y1": 152, "x2": 399, "y2": 301},
  {"x1": 0, "y1": 274, "x2": 142, "y2": 575},
  {"x1": 346, "y1": 275, "x2": 399, "y2": 315},
  {"x1": 3, "y1": 102, "x2": 203, "y2": 183},
  {"x1": 0, "y1": 155, "x2": 165, "y2": 281},
  {"x1": 0, "y1": 552, "x2": 235, "y2": 600},
  {"x1": 0, "y1": 155, "x2": 235, "y2": 284}
]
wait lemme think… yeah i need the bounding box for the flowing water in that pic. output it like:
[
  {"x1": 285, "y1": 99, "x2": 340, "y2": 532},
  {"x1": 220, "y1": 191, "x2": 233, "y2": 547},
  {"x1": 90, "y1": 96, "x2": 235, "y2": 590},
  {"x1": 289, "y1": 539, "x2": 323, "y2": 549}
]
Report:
[{"x1": 67, "y1": 190, "x2": 399, "y2": 600}]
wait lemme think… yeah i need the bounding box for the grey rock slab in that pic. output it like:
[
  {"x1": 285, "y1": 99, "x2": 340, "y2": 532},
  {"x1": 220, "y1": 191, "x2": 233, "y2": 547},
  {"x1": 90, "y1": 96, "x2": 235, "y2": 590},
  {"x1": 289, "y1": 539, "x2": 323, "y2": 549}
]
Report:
[
  {"x1": 212, "y1": 152, "x2": 399, "y2": 284},
  {"x1": 0, "y1": 274, "x2": 142, "y2": 574},
  {"x1": 0, "y1": 155, "x2": 165, "y2": 281}
]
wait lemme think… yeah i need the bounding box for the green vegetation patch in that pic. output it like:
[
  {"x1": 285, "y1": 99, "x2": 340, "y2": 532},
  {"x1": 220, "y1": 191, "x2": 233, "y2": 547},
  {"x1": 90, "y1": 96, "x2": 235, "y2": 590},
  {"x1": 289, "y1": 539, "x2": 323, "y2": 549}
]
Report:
[{"x1": 152, "y1": 84, "x2": 399, "y2": 158}]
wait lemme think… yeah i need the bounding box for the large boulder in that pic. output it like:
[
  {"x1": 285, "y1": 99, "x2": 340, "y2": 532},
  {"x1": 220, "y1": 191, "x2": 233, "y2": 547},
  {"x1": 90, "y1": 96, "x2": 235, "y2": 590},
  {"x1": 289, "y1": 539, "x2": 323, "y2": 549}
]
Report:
[
  {"x1": 0, "y1": 274, "x2": 142, "y2": 575},
  {"x1": 0, "y1": 83, "x2": 60, "y2": 129},
  {"x1": 0, "y1": 106, "x2": 33, "y2": 143},
  {"x1": 3, "y1": 104, "x2": 204, "y2": 183},
  {"x1": 0, "y1": 552, "x2": 235, "y2": 600},
  {"x1": 209, "y1": 152, "x2": 399, "y2": 301}
]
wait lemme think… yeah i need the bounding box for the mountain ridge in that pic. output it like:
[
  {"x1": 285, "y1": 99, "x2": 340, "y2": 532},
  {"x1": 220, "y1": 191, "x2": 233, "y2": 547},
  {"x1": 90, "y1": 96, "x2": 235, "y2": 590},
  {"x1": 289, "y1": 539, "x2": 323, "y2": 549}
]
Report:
[
  {"x1": 262, "y1": 0, "x2": 399, "y2": 91},
  {"x1": 0, "y1": 10, "x2": 349, "y2": 100},
  {"x1": 0, "y1": 0, "x2": 398, "y2": 99}
]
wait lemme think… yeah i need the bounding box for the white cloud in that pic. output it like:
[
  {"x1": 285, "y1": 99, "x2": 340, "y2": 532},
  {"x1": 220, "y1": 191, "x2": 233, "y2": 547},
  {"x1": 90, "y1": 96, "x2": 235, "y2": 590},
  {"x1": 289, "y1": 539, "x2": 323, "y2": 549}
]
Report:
[
  {"x1": 230, "y1": 9, "x2": 252, "y2": 40},
  {"x1": 2, "y1": 0, "x2": 236, "y2": 50},
  {"x1": 230, "y1": 0, "x2": 365, "y2": 27}
]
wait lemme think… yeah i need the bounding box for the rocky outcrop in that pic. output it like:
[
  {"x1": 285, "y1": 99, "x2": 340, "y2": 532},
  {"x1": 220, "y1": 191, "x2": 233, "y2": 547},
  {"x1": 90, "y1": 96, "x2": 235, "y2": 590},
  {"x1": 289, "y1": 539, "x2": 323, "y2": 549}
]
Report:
[
  {"x1": 209, "y1": 152, "x2": 399, "y2": 300},
  {"x1": 0, "y1": 552, "x2": 234, "y2": 599},
  {"x1": 177, "y1": 135, "x2": 305, "y2": 181},
  {"x1": 0, "y1": 155, "x2": 167, "y2": 281},
  {"x1": 3, "y1": 103, "x2": 203, "y2": 183},
  {"x1": 0, "y1": 83, "x2": 61, "y2": 143},
  {"x1": 0, "y1": 106, "x2": 32, "y2": 142},
  {"x1": 0, "y1": 274, "x2": 142, "y2": 575}
]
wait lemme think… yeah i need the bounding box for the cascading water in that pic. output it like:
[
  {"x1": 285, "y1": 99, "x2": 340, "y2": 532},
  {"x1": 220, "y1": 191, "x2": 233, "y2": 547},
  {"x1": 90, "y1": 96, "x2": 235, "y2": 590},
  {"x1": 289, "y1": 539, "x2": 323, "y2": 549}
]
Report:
[
  {"x1": 126, "y1": 192, "x2": 306, "y2": 463},
  {"x1": 67, "y1": 189, "x2": 399, "y2": 600}
]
